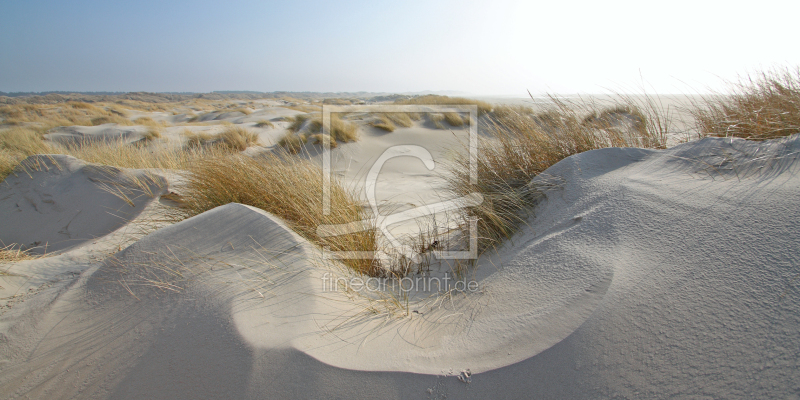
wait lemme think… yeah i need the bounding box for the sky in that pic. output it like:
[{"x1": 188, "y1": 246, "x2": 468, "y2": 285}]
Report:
[{"x1": 1, "y1": 0, "x2": 798, "y2": 95}]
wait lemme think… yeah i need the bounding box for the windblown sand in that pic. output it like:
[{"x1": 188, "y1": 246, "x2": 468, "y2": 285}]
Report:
[{"x1": 0, "y1": 105, "x2": 798, "y2": 398}]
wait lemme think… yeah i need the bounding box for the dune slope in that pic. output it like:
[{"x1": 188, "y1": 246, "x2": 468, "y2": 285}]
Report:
[{"x1": 0, "y1": 135, "x2": 798, "y2": 399}]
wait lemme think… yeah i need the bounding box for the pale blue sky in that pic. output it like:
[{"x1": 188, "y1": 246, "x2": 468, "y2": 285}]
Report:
[{"x1": 1, "y1": 0, "x2": 797, "y2": 95}]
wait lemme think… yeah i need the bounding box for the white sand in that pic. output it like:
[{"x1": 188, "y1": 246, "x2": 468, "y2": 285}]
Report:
[{"x1": 1, "y1": 114, "x2": 799, "y2": 398}]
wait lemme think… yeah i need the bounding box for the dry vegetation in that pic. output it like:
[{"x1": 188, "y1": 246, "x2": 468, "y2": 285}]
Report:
[
  {"x1": 255, "y1": 120, "x2": 275, "y2": 128},
  {"x1": 692, "y1": 67, "x2": 800, "y2": 140},
  {"x1": 0, "y1": 243, "x2": 38, "y2": 264},
  {"x1": 181, "y1": 153, "x2": 378, "y2": 275},
  {"x1": 3, "y1": 66, "x2": 798, "y2": 277},
  {"x1": 445, "y1": 95, "x2": 670, "y2": 253},
  {"x1": 278, "y1": 114, "x2": 357, "y2": 152},
  {"x1": 184, "y1": 126, "x2": 259, "y2": 151},
  {"x1": 368, "y1": 112, "x2": 418, "y2": 132}
]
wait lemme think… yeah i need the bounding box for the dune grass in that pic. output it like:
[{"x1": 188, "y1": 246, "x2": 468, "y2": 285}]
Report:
[
  {"x1": 231, "y1": 107, "x2": 252, "y2": 115},
  {"x1": 691, "y1": 66, "x2": 800, "y2": 140},
  {"x1": 308, "y1": 133, "x2": 337, "y2": 148},
  {"x1": 0, "y1": 127, "x2": 50, "y2": 180},
  {"x1": 255, "y1": 120, "x2": 275, "y2": 128},
  {"x1": 219, "y1": 126, "x2": 260, "y2": 150},
  {"x1": 371, "y1": 119, "x2": 396, "y2": 132},
  {"x1": 445, "y1": 95, "x2": 669, "y2": 253},
  {"x1": 277, "y1": 133, "x2": 308, "y2": 153},
  {"x1": 278, "y1": 114, "x2": 357, "y2": 151},
  {"x1": 0, "y1": 243, "x2": 38, "y2": 264},
  {"x1": 184, "y1": 126, "x2": 259, "y2": 151},
  {"x1": 181, "y1": 153, "x2": 379, "y2": 275},
  {"x1": 90, "y1": 115, "x2": 134, "y2": 126},
  {"x1": 142, "y1": 127, "x2": 162, "y2": 141},
  {"x1": 0, "y1": 102, "x2": 134, "y2": 133},
  {"x1": 184, "y1": 130, "x2": 215, "y2": 149},
  {"x1": 134, "y1": 116, "x2": 169, "y2": 127},
  {"x1": 368, "y1": 112, "x2": 417, "y2": 132},
  {"x1": 443, "y1": 112, "x2": 465, "y2": 127},
  {"x1": 429, "y1": 113, "x2": 446, "y2": 129}
]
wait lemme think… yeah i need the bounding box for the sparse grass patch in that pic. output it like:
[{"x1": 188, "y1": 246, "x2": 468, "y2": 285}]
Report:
[
  {"x1": 181, "y1": 153, "x2": 379, "y2": 275},
  {"x1": 691, "y1": 66, "x2": 800, "y2": 140},
  {"x1": 91, "y1": 115, "x2": 133, "y2": 126},
  {"x1": 255, "y1": 120, "x2": 275, "y2": 128}
]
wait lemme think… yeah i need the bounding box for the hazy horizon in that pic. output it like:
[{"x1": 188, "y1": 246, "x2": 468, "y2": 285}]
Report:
[{"x1": 2, "y1": 0, "x2": 798, "y2": 96}]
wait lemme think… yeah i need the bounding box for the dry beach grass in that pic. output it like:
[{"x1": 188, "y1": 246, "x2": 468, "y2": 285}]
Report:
[
  {"x1": 692, "y1": 66, "x2": 800, "y2": 140},
  {"x1": 2, "y1": 66, "x2": 799, "y2": 275}
]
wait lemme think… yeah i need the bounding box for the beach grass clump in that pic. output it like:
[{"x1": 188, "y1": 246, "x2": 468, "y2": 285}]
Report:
[
  {"x1": 142, "y1": 127, "x2": 162, "y2": 141},
  {"x1": 184, "y1": 130, "x2": 215, "y2": 149},
  {"x1": 277, "y1": 133, "x2": 308, "y2": 153},
  {"x1": 218, "y1": 126, "x2": 260, "y2": 151},
  {"x1": 329, "y1": 114, "x2": 358, "y2": 142},
  {"x1": 279, "y1": 114, "x2": 357, "y2": 151},
  {"x1": 231, "y1": 107, "x2": 252, "y2": 115},
  {"x1": 443, "y1": 112, "x2": 465, "y2": 126},
  {"x1": 182, "y1": 153, "x2": 379, "y2": 275},
  {"x1": 255, "y1": 120, "x2": 275, "y2": 128},
  {"x1": 287, "y1": 114, "x2": 313, "y2": 132},
  {"x1": 91, "y1": 114, "x2": 134, "y2": 126},
  {"x1": 369, "y1": 112, "x2": 418, "y2": 132},
  {"x1": 0, "y1": 243, "x2": 38, "y2": 264},
  {"x1": 308, "y1": 133, "x2": 338, "y2": 148},
  {"x1": 134, "y1": 116, "x2": 168, "y2": 127},
  {"x1": 429, "y1": 113, "x2": 446, "y2": 129},
  {"x1": 445, "y1": 96, "x2": 668, "y2": 253},
  {"x1": 371, "y1": 118, "x2": 396, "y2": 132},
  {"x1": 383, "y1": 112, "x2": 416, "y2": 127},
  {"x1": 691, "y1": 66, "x2": 800, "y2": 140},
  {"x1": 184, "y1": 127, "x2": 259, "y2": 151}
]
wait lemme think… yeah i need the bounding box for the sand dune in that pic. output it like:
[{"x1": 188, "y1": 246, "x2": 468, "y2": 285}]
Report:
[
  {"x1": 0, "y1": 155, "x2": 166, "y2": 253},
  {"x1": 1, "y1": 132, "x2": 798, "y2": 398}
]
